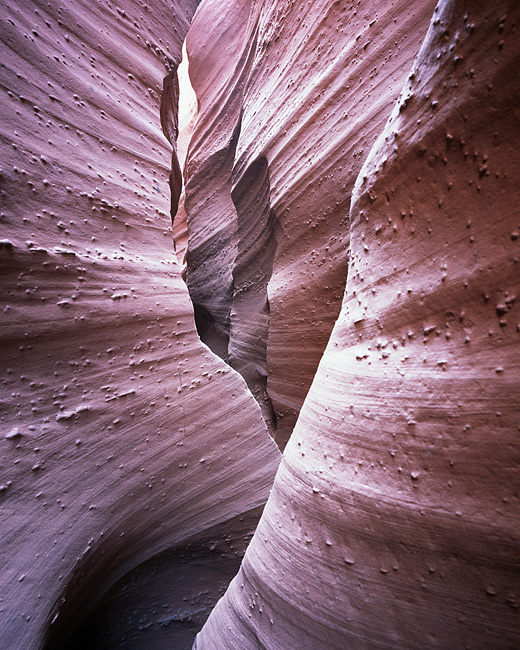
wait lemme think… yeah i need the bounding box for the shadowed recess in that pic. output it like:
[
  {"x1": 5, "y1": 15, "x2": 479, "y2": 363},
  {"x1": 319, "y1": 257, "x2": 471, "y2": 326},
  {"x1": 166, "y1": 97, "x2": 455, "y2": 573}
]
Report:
[
  {"x1": 185, "y1": 118, "x2": 242, "y2": 362},
  {"x1": 160, "y1": 67, "x2": 183, "y2": 220},
  {"x1": 229, "y1": 156, "x2": 278, "y2": 437},
  {"x1": 42, "y1": 509, "x2": 263, "y2": 650}
]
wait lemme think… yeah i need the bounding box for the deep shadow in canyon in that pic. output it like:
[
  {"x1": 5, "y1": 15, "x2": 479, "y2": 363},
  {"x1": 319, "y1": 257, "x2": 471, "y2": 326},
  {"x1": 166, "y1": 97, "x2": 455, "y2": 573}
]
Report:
[{"x1": 43, "y1": 510, "x2": 262, "y2": 650}]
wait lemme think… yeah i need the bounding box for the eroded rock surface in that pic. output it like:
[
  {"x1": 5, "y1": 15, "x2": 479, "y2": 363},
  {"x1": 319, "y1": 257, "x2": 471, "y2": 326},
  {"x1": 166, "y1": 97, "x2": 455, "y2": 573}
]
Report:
[
  {"x1": 182, "y1": 0, "x2": 437, "y2": 446},
  {"x1": 2, "y1": 0, "x2": 519, "y2": 648},
  {"x1": 195, "y1": 1, "x2": 520, "y2": 647},
  {"x1": 0, "y1": 1, "x2": 280, "y2": 648}
]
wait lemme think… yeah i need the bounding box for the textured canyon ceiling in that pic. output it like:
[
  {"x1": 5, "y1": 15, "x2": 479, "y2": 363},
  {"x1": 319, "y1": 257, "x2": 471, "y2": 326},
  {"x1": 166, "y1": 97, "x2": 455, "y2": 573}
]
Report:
[{"x1": 1, "y1": 0, "x2": 519, "y2": 649}]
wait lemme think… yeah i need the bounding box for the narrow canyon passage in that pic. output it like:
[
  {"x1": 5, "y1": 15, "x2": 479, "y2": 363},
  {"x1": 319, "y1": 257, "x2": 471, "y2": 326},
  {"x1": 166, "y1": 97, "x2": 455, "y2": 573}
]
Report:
[
  {"x1": 180, "y1": 0, "x2": 441, "y2": 449},
  {"x1": 1, "y1": 1, "x2": 520, "y2": 650}
]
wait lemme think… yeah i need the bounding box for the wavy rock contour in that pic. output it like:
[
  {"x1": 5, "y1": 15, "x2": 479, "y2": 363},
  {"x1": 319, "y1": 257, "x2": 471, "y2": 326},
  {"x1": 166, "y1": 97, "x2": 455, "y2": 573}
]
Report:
[
  {"x1": 195, "y1": 0, "x2": 520, "y2": 647},
  {"x1": 0, "y1": 1, "x2": 280, "y2": 648}
]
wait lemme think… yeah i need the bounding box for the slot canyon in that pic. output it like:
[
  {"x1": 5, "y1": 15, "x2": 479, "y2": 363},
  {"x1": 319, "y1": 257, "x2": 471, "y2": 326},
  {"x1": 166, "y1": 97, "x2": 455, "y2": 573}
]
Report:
[{"x1": 0, "y1": 0, "x2": 519, "y2": 648}]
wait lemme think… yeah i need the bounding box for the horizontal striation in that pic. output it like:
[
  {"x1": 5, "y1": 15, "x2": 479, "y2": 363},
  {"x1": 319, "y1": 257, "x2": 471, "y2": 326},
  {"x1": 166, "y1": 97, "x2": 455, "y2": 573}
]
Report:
[{"x1": 0, "y1": 1, "x2": 280, "y2": 649}]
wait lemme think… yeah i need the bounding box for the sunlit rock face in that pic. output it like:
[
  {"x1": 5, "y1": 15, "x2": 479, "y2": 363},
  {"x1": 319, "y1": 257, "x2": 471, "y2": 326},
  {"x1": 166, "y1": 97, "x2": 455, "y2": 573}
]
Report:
[
  {"x1": 183, "y1": 0, "x2": 437, "y2": 446},
  {"x1": 0, "y1": 1, "x2": 280, "y2": 648},
  {"x1": 195, "y1": 0, "x2": 520, "y2": 648}
]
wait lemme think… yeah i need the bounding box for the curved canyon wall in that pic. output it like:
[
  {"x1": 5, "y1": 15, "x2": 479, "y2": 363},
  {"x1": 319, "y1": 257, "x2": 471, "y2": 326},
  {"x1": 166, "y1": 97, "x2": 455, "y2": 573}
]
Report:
[
  {"x1": 0, "y1": 1, "x2": 280, "y2": 648},
  {"x1": 182, "y1": 0, "x2": 438, "y2": 446},
  {"x1": 195, "y1": 0, "x2": 520, "y2": 648}
]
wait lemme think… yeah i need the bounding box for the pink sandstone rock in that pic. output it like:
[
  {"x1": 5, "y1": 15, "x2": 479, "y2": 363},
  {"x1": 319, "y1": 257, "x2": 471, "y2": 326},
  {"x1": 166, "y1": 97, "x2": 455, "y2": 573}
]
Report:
[
  {"x1": 194, "y1": 0, "x2": 520, "y2": 647},
  {"x1": 0, "y1": 1, "x2": 279, "y2": 648},
  {"x1": 1, "y1": 0, "x2": 519, "y2": 648}
]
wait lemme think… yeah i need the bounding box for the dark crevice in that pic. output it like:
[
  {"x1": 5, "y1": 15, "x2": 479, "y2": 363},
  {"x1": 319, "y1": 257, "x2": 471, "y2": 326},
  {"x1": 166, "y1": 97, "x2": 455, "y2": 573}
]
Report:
[
  {"x1": 184, "y1": 116, "x2": 243, "y2": 363},
  {"x1": 160, "y1": 69, "x2": 183, "y2": 221},
  {"x1": 193, "y1": 301, "x2": 230, "y2": 361},
  {"x1": 179, "y1": 13, "x2": 262, "y2": 369},
  {"x1": 169, "y1": 20, "x2": 279, "y2": 434},
  {"x1": 163, "y1": 25, "x2": 278, "y2": 437},
  {"x1": 229, "y1": 156, "x2": 278, "y2": 437}
]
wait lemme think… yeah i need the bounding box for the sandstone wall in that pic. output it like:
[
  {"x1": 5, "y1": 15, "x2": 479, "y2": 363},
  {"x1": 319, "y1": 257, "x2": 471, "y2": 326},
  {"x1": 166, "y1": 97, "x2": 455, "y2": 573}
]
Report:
[
  {"x1": 195, "y1": 0, "x2": 520, "y2": 647},
  {"x1": 0, "y1": 1, "x2": 279, "y2": 648},
  {"x1": 2, "y1": 0, "x2": 519, "y2": 648}
]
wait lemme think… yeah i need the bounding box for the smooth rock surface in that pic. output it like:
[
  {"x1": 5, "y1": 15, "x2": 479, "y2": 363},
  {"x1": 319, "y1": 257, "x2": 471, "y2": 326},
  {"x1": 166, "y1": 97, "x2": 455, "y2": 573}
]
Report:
[
  {"x1": 195, "y1": 0, "x2": 520, "y2": 647},
  {"x1": 0, "y1": 1, "x2": 280, "y2": 648}
]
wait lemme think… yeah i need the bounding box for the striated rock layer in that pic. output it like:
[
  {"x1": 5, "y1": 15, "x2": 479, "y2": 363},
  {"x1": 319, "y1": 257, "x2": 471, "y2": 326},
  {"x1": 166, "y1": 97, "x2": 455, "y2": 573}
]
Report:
[
  {"x1": 195, "y1": 0, "x2": 520, "y2": 648},
  {"x1": 182, "y1": 0, "x2": 437, "y2": 445},
  {"x1": 0, "y1": 1, "x2": 280, "y2": 648}
]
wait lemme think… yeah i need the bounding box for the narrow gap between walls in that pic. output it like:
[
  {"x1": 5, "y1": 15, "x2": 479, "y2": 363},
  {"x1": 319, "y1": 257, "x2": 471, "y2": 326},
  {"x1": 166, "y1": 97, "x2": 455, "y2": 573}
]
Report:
[{"x1": 170, "y1": 39, "x2": 197, "y2": 278}]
